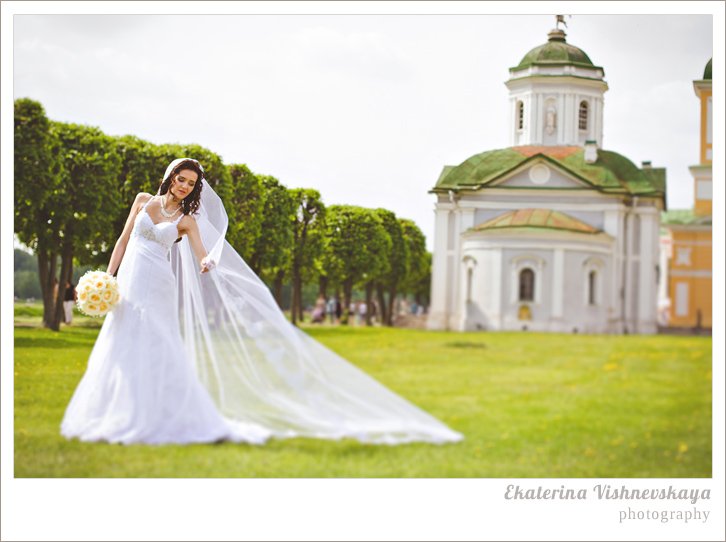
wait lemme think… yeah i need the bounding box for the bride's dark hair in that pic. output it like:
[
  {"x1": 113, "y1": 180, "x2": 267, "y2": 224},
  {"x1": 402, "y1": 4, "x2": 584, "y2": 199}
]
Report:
[{"x1": 158, "y1": 159, "x2": 204, "y2": 217}]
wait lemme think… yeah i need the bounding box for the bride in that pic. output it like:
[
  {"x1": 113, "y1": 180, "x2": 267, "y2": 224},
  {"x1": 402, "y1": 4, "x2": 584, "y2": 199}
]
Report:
[{"x1": 60, "y1": 158, "x2": 463, "y2": 446}]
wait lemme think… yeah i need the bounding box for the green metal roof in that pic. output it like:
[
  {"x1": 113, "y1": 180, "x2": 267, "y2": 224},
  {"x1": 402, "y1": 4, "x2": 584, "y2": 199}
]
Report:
[
  {"x1": 704, "y1": 58, "x2": 712, "y2": 80},
  {"x1": 473, "y1": 208, "x2": 600, "y2": 234},
  {"x1": 661, "y1": 209, "x2": 712, "y2": 226},
  {"x1": 432, "y1": 146, "x2": 666, "y2": 200},
  {"x1": 511, "y1": 30, "x2": 603, "y2": 74}
]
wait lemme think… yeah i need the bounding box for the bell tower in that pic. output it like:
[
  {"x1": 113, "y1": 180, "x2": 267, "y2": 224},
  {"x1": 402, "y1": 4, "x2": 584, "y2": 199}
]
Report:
[{"x1": 505, "y1": 17, "x2": 608, "y2": 148}]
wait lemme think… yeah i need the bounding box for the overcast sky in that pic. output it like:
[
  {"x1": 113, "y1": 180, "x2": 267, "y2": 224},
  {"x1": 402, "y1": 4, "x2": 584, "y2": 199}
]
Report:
[{"x1": 13, "y1": 13, "x2": 714, "y2": 251}]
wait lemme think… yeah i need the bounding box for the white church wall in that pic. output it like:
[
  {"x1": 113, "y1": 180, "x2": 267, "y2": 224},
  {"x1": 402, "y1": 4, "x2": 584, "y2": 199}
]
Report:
[
  {"x1": 460, "y1": 247, "x2": 504, "y2": 331},
  {"x1": 562, "y1": 250, "x2": 613, "y2": 334},
  {"x1": 501, "y1": 248, "x2": 554, "y2": 331}
]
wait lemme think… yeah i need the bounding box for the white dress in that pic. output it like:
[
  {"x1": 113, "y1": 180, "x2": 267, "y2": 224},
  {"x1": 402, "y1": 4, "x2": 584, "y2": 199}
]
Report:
[{"x1": 60, "y1": 197, "x2": 271, "y2": 445}]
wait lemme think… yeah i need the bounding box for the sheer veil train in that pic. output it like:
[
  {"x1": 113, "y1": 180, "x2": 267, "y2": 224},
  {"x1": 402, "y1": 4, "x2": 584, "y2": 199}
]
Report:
[{"x1": 169, "y1": 158, "x2": 463, "y2": 444}]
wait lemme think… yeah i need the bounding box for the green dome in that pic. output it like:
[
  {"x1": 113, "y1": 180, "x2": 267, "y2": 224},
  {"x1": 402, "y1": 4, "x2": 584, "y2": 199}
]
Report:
[
  {"x1": 703, "y1": 58, "x2": 712, "y2": 80},
  {"x1": 514, "y1": 29, "x2": 601, "y2": 72},
  {"x1": 432, "y1": 146, "x2": 665, "y2": 198}
]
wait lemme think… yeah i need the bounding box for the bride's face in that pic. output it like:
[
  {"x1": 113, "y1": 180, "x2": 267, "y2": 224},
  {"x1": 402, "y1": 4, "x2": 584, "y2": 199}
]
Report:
[{"x1": 171, "y1": 169, "x2": 199, "y2": 200}]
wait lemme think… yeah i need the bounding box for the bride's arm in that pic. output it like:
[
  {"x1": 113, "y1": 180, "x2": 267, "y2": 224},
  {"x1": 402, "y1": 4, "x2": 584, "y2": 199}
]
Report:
[
  {"x1": 178, "y1": 215, "x2": 213, "y2": 274},
  {"x1": 107, "y1": 193, "x2": 152, "y2": 276}
]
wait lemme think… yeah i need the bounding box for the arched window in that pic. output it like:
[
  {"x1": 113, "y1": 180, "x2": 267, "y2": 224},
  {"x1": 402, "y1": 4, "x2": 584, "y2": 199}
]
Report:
[
  {"x1": 466, "y1": 267, "x2": 473, "y2": 303},
  {"x1": 518, "y1": 101, "x2": 524, "y2": 130},
  {"x1": 588, "y1": 270, "x2": 597, "y2": 305},
  {"x1": 519, "y1": 268, "x2": 534, "y2": 301},
  {"x1": 578, "y1": 101, "x2": 588, "y2": 131}
]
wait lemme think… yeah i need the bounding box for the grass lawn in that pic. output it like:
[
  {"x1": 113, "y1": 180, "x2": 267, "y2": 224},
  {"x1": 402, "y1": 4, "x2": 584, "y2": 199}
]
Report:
[{"x1": 14, "y1": 304, "x2": 712, "y2": 478}]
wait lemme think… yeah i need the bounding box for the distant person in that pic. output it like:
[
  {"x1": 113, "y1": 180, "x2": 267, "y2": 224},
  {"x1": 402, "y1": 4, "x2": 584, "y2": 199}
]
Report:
[
  {"x1": 326, "y1": 295, "x2": 337, "y2": 324},
  {"x1": 358, "y1": 300, "x2": 367, "y2": 325},
  {"x1": 63, "y1": 281, "x2": 77, "y2": 324},
  {"x1": 53, "y1": 278, "x2": 59, "y2": 303},
  {"x1": 311, "y1": 293, "x2": 326, "y2": 323},
  {"x1": 350, "y1": 300, "x2": 358, "y2": 325}
]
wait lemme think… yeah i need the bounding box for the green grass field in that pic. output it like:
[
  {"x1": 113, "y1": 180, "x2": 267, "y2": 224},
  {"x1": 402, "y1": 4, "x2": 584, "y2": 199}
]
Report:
[{"x1": 14, "y1": 303, "x2": 712, "y2": 478}]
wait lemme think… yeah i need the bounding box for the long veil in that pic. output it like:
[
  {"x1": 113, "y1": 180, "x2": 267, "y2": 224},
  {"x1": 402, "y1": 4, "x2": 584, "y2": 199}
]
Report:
[{"x1": 168, "y1": 173, "x2": 463, "y2": 445}]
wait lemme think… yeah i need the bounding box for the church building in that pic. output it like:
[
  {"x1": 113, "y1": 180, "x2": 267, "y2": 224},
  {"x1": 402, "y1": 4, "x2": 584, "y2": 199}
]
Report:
[
  {"x1": 428, "y1": 23, "x2": 666, "y2": 334},
  {"x1": 659, "y1": 59, "x2": 712, "y2": 330}
]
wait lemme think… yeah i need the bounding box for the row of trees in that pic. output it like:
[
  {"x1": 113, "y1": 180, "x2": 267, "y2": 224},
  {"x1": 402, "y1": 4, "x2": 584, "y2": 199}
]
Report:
[{"x1": 14, "y1": 98, "x2": 431, "y2": 331}]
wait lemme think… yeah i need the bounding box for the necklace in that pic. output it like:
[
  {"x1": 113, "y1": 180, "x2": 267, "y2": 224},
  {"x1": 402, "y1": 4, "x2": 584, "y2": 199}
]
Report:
[{"x1": 159, "y1": 196, "x2": 181, "y2": 218}]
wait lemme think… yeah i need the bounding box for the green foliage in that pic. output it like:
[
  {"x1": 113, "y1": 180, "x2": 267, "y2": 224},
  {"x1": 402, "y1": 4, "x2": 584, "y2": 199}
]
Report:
[
  {"x1": 13, "y1": 325, "x2": 713, "y2": 477},
  {"x1": 249, "y1": 175, "x2": 295, "y2": 280},
  {"x1": 14, "y1": 249, "x2": 37, "y2": 273},
  {"x1": 324, "y1": 206, "x2": 392, "y2": 325},
  {"x1": 13, "y1": 99, "x2": 60, "y2": 251},
  {"x1": 13, "y1": 98, "x2": 433, "y2": 321},
  {"x1": 399, "y1": 219, "x2": 429, "y2": 300},
  {"x1": 51, "y1": 121, "x2": 122, "y2": 266},
  {"x1": 288, "y1": 188, "x2": 326, "y2": 323},
  {"x1": 325, "y1": 206, "x2": 391, "y2": 289},
  {"x1": 112, "y1": 135, "x2": 164, "y2": 237},
  {"x1": 14, "y1": 271, "x2": 42, "y2": 299},
  {"x1": 226, "y1": 164, "x2": 264, "y2": 263},
  {"x1": 289, "y1": 188, "x2": 326, "y2": 280},
  {"x1": 374, "y1": 209, "x2": 408, "y2": 286}
]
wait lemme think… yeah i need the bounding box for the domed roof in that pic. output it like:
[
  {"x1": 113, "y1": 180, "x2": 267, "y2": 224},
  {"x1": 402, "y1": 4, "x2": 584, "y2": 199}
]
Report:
[
  {"x1": 703, "y1": 58, "x2": 712, "y2": 80},
  {"x1": 473, "y1": 209, "x2": 599, "y2": 234},
  {"x1": 432, "y1": 146, "x2": 665, "y2": 198},
  {"x1": 513, "y1": 29, "x2": 602, "y2": 72}
]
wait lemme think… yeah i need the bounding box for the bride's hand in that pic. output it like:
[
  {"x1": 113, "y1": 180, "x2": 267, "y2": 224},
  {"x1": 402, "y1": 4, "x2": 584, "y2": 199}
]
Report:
[{"x1": 200, "y1": 256, "x2": 216, "y2": 274}]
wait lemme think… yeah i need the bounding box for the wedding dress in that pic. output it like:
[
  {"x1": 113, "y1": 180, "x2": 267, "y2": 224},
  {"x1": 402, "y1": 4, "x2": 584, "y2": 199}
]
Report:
[{"x1": 60, "y1": 159, "x2": 463, "y2": 446}]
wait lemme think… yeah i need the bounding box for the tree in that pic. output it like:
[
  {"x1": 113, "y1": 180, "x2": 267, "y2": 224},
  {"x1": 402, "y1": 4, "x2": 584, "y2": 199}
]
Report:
[
  {"x1": 14, "y1": 99, "x2": 61, "y2": 326},
  {"x1": 111, "y1": 135, "x2": 163, "y2": 239},
  {"x1": 412, "y1": 251, "x2": 433, "y2": 306},
  {"x1": 288, "y1": 188, "x2": 326, "y2": 325},
  {"x1": 398, "y1": 218, "x2": 430, "y2": 307},
  {"x1": 324, "y1": 205, "x2": 391, "y2": 325},
  {"x1": 248, "y1": 175, "x2": 295, "y2": 307},
  {"x1": 41, "y1": 121, "x2": 122, "y2": 330},
  {"x1": 225, "y1": 164, "x2": 264, "y2": 263},
  {"x1": 373, "y1": 209, "x2": 409, "y2": 326}
]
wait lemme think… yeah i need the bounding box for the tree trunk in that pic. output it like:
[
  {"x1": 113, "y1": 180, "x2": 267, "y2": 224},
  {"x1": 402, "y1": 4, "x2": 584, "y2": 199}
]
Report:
[
  {"x1": 295, "y1": 275, "x2": 304, "y2": 323},
  {"x1": 37, "y1": 250, "x2": 50, "y2": 323},
  {"x1": 365, "y1": 281, "x2": 373, "y2": 326},
  {"x1": 376, "y1": 282, "x2": 387, "y2": 326},
  {"x1": 51, "y1": 222, "x2": 75, "y2": 331},
  {"x1": 274, "y1": 270, "x2": 285, "y2": 309},
  {"x1": 387, "y1": 285, "x2": 397, "y2": 326},
  {"x1": 290, "y1": 267, "x2": 298, "y2": 326},
  {"x1": 40, "y1": 249, "x2": 58, "y2": 329},
  {"x1": 341, "y1": 277, "x2": 353, "y2": 325},
  {"x1": 319, "y1": 275, "x2": 328, "y2": 299},
  {"x1": 52, "y1": 248, "x2": 74, "y2": 330}
]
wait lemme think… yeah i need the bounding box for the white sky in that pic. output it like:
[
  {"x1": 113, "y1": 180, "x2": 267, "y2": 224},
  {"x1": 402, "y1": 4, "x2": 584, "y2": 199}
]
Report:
[{"x1": 12, "y1": 13, "x2": 714, "y2": 251}]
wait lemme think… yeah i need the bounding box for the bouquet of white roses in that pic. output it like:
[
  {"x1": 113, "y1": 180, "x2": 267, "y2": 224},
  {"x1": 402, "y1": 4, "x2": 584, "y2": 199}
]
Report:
[{"x1": 76, "y1": 270, "x2": 120, "y2": 317}]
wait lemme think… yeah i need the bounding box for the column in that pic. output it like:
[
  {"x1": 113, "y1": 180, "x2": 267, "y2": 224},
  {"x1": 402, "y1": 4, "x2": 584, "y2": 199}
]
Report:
[
  {"x1": 552, "y1": 248, "x2": 564, "y2": 320},
  {"x1": 427, "y1": 203, "x2": 454, "y2": 330},
  {"x1": 603, "y1": 209, "x2": 621, "y2": 322},
  {"x1": 623, "y1": 209, "x2": 634, "y2": 331},
  {"x1": 489, "y1": 248, "x2": 503, "y2": 330},
  {"x1": 557, "y1": 93, "x2": 565, "y2": 145},
  {"x1": 637, "y1": 210, "x2": 658, "y2": 333}
]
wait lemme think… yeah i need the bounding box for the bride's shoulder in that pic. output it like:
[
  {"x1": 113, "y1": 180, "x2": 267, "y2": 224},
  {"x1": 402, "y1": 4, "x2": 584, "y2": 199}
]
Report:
[
  {"x1": 133, "y1": 192, "x2": 154, "y2": 208},
  {"x1": 178, "y1": 214, "x2": 198, "y2": 230}
]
